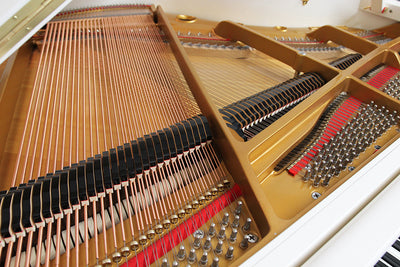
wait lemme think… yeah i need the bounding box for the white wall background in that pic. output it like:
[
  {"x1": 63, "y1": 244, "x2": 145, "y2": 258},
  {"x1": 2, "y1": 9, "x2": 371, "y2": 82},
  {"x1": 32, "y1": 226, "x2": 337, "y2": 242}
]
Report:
[{"x1": 63, "y1": 0, "x2": 395, "y2": 29}]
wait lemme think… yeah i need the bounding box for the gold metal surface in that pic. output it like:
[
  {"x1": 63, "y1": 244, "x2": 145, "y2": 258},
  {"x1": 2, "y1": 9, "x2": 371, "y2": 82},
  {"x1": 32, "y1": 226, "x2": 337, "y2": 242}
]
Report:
[
  {"x1": 176, "y1": 14, "x2": 197, "y2": 23},
  {"x1": 275, "y1": 25, "x2": 288, "y2": 32}
]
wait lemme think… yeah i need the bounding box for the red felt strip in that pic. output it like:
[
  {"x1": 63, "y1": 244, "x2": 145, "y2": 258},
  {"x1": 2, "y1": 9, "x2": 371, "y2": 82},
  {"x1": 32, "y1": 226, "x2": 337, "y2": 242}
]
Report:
[
  {"x1": 367, "y1": 66, "x2": 400, "y2": 89},
  {"x1": 361, "y1": 33, "x2": 384, "y2": 39},
  {"x1": 121, "y1": 184, "x2": 242, "y2": 267}
]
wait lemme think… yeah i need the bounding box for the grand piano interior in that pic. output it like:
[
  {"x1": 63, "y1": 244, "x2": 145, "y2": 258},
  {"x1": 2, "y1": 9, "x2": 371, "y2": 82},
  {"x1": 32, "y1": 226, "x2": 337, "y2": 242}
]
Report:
[{"x1": 1, "y1": 0, "x2": 400, "y2": 266}]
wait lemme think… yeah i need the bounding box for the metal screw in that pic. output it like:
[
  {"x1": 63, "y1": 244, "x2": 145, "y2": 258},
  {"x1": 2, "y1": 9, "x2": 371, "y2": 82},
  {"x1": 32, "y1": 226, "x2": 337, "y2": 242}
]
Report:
[
  {"x1": 247, "y1": 233, "x2": 259, "y2": 243},
  {"x1": 311, "y1": 192, "x2": 321, "y2": 199}
]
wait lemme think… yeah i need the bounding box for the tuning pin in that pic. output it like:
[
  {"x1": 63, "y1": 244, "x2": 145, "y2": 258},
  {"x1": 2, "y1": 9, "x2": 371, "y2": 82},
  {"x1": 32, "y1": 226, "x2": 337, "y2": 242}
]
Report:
[
  {"x1": 313, "y1": 174, "x2": 322, "y2": 187},
  {"x1": 188, "y1": 248, "x2": 197, "y2": 264},
  {"x1": 161, "y1": 258, "x2": 170, "y2": 267},
  {"x1": 322, "y1": 174, "x2": 333, "y2": 187},
  {"x1": 193, "y1": 236, "x2": 202, "y2": 249},
  {"x1": 203, "y1": 236, "x2": 212, "y2": 251},
  {"x1": 242, "y1": 218, "x2": 252, "y2": 232},
  {"x1": 222, "y1": 212, "x2": 229, "y2": 226},
  {"x1": 214, "y1": 240, "x2": 223, "y2": 255},
  {"x1": 240, "y1": 235, "x2": 249, "y2": 249},
  {"x1": 232, "y1": 215, "x2": 240, "y2": 229},
  {"x1": 172, "y1": 261, "x2": 179, "y2": 267},
  {"x1": 112, "y1": 251, "x2": 122, "y2": 263},
  {"x1": 225, "y1": 246, "x2": 234, "y2": 261},
  {"x1": 208, "y1": 223, "x2": 216, "y2": 237},
  {"x1": 199, "y1": 252, "x2": 208, "y2": 266},
  {"x1": 235, "y1": 200, "x2": 243, "y2": 215},
  {"x1": 211, "y1": 257, "x2": 220, "y2": 267},
  {"x1": 303, "y1": 169, "x2": 312, "y2": 182},
  {"x1": 120, "y1": 246, "x2": 130, "y2": 257},
  {"x1": 229, "y1": 228, "x2": 238, "y2": 243},
  {"x1": 101, "y1": 258, "x2": 112, "y2": 266},
  {"x1": 218, "y1": 226, "x2": 226, "y2": 240},
  {"x1": 177, "y1": 245, "x2": 186, "y2": 261}
]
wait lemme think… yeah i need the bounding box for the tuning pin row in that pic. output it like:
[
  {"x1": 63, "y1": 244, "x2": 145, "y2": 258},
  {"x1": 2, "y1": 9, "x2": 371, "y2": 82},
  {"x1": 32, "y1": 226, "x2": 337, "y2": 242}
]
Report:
[
  {"x1": 177, "y1": 30, "x2": 214, "y2": 38},
  {"x1": 274, "y1": 38, "x2": 345, "y2": 52},
  {"x1": 174, "y1": 229, "x2": 252, "y2": 266},
  {"x1": 356, "y1": 30, "x2": 374, "y2": 37},
  {"x1": 302, "y1": 102, "x2": 399, "y2": 186},
  {"x1": 274, "y1": 36, "x2": 316, "y2": 43},
  {"x1": 374, "y1": 38, "x2": 392, "y2": 45},
  {"x1": 161, "y1": 258, "x2": 179, "y2": 267},
  {"x1": 296, "y1": 45, "x2": 344, "y2": 52},
  {"x1": 381, "y1": 74, "x2": 400, "y2": 101},
  {"x1": 197, "y1": 245, "x2": 236, "y2": 266},
  {"x1": 355, "y1": 30, "x2": 392, "y2": 44},
  {"x1": 167, "y1": 200, "x2": 255, "y2": 266},
  {"x1": 180, "y1": 41, "x2": 251, "y2": 51}
]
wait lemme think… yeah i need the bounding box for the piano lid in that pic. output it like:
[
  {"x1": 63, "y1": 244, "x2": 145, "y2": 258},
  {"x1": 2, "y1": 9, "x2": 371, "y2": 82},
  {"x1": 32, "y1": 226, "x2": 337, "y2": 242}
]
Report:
[{"x1": 0, "y1": 0, "x2": 72, "y2": 64}]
